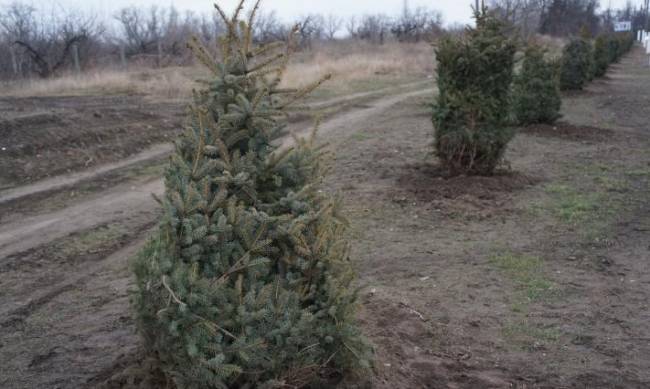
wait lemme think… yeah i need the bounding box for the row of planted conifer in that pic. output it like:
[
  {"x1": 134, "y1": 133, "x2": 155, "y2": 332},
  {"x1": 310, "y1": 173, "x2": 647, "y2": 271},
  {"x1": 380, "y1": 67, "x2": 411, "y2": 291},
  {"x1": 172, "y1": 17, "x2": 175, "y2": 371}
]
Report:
[
  {"x1": 129, "y1": 2, "x2": 638, "y2": 387},
  {"x1": 433, "y1": 9, "x2": 636, "y2": 176},
  {"x1": 560, "y1": 29, "x2": 635, "y2": 91}
]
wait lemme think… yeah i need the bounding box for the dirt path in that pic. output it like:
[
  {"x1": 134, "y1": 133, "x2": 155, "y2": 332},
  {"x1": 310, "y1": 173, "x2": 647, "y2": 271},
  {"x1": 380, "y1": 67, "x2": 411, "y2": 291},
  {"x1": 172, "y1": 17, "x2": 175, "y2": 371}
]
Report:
[
  {"x1": 0, "y1": 86, "x2": 432, "y2": 261},
  {"x1": 0, "y1": 180, "x2": 162, "y2": 259},
  {"x1": 0, "y1": 81, "x2": 430, "y2": 205},
  {"x1": 0, "y1": 144, "x2": 171, "y2": 205},
  {"x1": 0, "y1": 85, "x2": 433, "y2": 389},
  {"x1": 280, "y1": 87, "x2": 433, "y2": 149}
]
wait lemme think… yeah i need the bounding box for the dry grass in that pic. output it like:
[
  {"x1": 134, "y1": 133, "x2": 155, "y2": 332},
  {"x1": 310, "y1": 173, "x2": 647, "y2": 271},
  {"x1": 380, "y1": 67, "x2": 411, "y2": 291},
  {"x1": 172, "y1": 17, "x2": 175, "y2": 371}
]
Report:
[
  {"x1": 0, "y1": 67, "x2": 198, "y2": 99},
  {"x1": 281, "y1": 40, "x2": 434, "y2": 94},
  {"x1": 1, "y1": 40, "x2": 434, "y2": 99},
  {"x1": 533, "y1": 34, "x2": 567, "y2": 58}
]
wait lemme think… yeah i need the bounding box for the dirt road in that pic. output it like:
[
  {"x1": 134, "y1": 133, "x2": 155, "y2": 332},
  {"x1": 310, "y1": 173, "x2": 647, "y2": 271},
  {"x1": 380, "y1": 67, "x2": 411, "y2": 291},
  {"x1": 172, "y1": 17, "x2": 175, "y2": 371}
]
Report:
[{"x1": 0, "y1": 84, "x2": 433, "y2": 389}]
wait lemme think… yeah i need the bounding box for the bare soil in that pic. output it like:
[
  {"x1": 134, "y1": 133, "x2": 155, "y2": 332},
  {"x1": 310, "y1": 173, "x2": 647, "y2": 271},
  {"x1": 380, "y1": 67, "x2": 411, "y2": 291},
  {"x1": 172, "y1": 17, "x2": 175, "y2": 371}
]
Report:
[
  {"x1": 520, "y1": 122, "x2": 615, "y2": 142},
  {"x1": 0, "y1": 95, "x2": 183, "y2": 188},
  {"x1": 1, "y1": 48, "x2": 649, "y2": 389}
]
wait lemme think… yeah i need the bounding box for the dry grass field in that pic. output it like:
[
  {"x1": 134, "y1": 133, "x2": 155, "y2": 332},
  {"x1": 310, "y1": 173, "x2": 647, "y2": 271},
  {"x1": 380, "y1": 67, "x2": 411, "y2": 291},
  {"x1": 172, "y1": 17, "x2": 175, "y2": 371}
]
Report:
[
  {"x1": 1, "y1": 41, "x2": 649, "y2": 389},
  {"x1": 0, "y1": 41, "x2": 433, "y2": 99}
]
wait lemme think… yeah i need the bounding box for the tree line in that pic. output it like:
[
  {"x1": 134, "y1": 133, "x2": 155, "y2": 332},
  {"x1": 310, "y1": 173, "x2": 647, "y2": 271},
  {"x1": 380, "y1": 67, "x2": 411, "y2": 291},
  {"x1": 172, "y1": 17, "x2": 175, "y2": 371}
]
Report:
[
  {"x1": 0, "y1": 1, "x2": 443, "y2": 80},
  {"x1": 0, "y1": 0, "x2": 647, "y2": 80},
  {"x1": 490, "y1": 0, "x2": 649, "y2": 38}
]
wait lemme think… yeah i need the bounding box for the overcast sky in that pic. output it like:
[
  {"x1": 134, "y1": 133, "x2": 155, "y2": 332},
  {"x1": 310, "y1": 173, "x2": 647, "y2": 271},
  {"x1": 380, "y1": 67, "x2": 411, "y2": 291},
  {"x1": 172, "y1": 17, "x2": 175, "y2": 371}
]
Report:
[{"x1": 0, "y1": 0, "x2": 640, "y2": 27}]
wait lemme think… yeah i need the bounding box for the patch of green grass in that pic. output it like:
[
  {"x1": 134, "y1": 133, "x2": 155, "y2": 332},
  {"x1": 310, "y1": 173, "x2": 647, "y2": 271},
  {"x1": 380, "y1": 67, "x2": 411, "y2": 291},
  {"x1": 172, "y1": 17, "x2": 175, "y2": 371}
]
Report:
[
  {"x1": 491, "y1": 252, "x2": 563, "y2": 350},
  {"x1": 490, "y1": 253, "x2": 559, "y2": 309},
  {"x1": 593, "y1": 176, "x2": 629, "y2": 192},
  {"x1": 502, "y1": 321, "x2": 562, "y2": 349},
  {"x1": 350, "y1": 132, "x2": 373, "y2": 141},
  {"x1": 626, "y1": 167, "x2": 650, "y2": 177},
  {"x1": 544, "y1": 183, "x2": 601, "y2": 224},
  {"x1": 557, "y1": 194, "x2": 599, "y2": 223},
  {"x1": 123, "y1": 162, "x2": 166, "y2": 180},
  {"x1": 60, "y1": 224, "x2": 125, "y2": 257}
]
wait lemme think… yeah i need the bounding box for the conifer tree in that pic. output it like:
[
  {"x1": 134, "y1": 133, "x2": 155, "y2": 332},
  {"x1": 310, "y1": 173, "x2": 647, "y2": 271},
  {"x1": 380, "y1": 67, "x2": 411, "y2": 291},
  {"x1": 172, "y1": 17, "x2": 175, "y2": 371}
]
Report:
[
  {"x1": 432, "y1": 7, "x2": 516, "y2": 175},
  {"x1": 132, "y1": 2, "x2": 371, "y2": 388},
  {"x1": 512, "y1": 45, "x2": 562, "y2": 125},
  {"x1": 559, "y1": 38, "x2": 592, "y2": 90},
  {"x1": 579, "y1": 27, "x2": 596, "y2": 81},
  {"x1": 607, "y1": 35, "x2": 621, "y2": 64},
  {"x1": 593, "y1": 34, "x2": 609, "y2": 78},
  {"x1": 615, "y1": 32, "x2": 635, "y2": 59}
]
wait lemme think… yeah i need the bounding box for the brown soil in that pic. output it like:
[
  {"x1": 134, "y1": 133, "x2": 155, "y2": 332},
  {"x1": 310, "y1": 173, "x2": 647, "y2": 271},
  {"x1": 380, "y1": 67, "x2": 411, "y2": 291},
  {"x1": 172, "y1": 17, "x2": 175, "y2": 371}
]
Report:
[
  {"x1": 520, "y1": 122, "x2": 615, "y2": 142},
  {"x1": 399, "y1": 169, "x2": 537, "y2": 201},
  {"x1": 331, "y1": 48, "x2": 650, "y2": 388},
  {"x1": 0, "y1": 95, "x2": 184, "y2": 187},
  {"x1": 0, "y1": 85, "x2": 434, "y2": 389},
  {"x1": 1, "y1": 48, "x2": 649, "y2": 389}
]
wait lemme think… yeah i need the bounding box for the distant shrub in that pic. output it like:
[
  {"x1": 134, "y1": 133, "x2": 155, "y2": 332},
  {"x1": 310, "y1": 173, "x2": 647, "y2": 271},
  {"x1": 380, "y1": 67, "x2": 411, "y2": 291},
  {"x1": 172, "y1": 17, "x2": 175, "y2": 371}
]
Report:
[
  {"x1": 601, "y1": 32, "x2": 634, "y2": 67},
  {"x1": 593, "y1": 34, "x2": 609, "y2": 77},
  {"x1": 559, "y1": 38, "x2": 592, "y2": 90},
  {"x1": 432, "y1": 8, "x2": 516, "y2": 175},
  {"x1": 512, "y1": 45, "x2": 562, "y2": 125},
  {"x1": 617, "y1": 32, "x2": 635, "y2": 59},
  {"x1": 579, "y1": 27, "x2": 596, "y2": 81},
  {"x1": 607, "y1": 36, "x2": 621, "y2": 63}
]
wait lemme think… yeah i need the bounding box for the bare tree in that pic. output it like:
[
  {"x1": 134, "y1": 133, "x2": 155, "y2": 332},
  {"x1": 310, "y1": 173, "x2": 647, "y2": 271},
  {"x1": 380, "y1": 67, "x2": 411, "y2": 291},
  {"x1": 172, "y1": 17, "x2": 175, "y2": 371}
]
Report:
[
  {"x1": 345, "y1": 16, "x2": 358, "y2": 38},
  {"x1": 392, "y1": 1, "x2": 443, "y2": 42},
  {"x1": 294, "y1": 14, "x2": 324, "y2": 48},
  {"x1": 539, "y1": 0, "x2": 600, "y2": 36},
  {"x1": 197, "y1": 12, "x2": 225, "y2": 46},
  {"x1": 114, "y1": 6, "x2": 163, "y2": 56},
  {"x1": 1, "y1": 2, "x2": 102, "y2": 78},
  {"x1": 324, "y1": 14, "x2": 343, "y2": 40},
  {"x1": 489, "y1": 0, "x2": 545, "y2": 38},
  {"x1": 356, "y1": 14, "x2": 391, "y2": 44},
  {"x1": 253, "y1": 10, "x2": 288, "y2": 43}
]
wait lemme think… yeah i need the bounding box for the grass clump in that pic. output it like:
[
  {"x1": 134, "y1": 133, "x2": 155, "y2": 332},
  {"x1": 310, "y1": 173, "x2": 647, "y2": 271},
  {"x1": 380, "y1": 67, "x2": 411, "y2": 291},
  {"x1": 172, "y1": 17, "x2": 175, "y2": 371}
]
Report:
[
  {"x1": 544, "y1": 184, "x2": 599, "y2": 224},
  {"x1": 490, "y1": 252, "x2": 557, "y2": 307}
]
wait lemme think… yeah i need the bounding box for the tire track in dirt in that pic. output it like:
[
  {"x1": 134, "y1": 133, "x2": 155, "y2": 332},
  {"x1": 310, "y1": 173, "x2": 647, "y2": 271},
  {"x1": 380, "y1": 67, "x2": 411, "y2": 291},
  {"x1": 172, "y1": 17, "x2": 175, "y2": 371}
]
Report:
[
  {"x1": 0, "y1": 144, "x2": 171, "y2": 205},
  {"x1": 0, "y1": 85, "x2": 433, "y2": 389},
  {"x1": 0, "y1": 237, "x2": 146, "y2": 327},
  {"x1": 0, "y1": 87, "x2": 433, "y2": 262},
  {"x1": 0, "y1": 81, "x2": 431, "y2": 206},
  {"x1": 0, "y1": 239, "x2": 145, "y2": 389},
  {"x1": 0, "y1": 180, "x2": 162, "y2": 260}
]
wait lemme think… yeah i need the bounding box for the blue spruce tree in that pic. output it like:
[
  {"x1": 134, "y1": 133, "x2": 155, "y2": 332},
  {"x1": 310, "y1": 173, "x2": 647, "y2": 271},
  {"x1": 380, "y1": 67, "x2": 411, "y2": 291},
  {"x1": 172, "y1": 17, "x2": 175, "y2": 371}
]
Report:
[{"x1": 132, "y1": 2, "x2": 372, "y2": 387}]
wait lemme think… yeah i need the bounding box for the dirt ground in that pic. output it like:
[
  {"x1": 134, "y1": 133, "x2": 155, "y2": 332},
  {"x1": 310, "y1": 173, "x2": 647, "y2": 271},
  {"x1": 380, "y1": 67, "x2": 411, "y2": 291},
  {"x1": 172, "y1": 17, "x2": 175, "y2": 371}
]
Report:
[{"x1": 0, "y1": 48, "x2": 649, "y2": 389}]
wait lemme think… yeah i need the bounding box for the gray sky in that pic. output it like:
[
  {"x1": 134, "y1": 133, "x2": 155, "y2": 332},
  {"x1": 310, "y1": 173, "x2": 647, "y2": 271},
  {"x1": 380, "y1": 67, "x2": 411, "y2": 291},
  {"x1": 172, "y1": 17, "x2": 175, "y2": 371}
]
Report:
[
  {"x1": 0, "y1": 0, "x2": 479, "y2": 26},
  {"x1": 0, "y1": 0, "x2": 641, "y2": 27}
]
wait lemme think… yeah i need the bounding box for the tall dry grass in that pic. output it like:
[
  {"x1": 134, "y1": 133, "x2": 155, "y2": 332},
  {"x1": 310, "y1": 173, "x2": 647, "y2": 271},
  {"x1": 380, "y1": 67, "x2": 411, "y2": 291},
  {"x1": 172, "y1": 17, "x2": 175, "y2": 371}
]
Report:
[
  {"x1": 0, "y1": 40, "x2": 435, "y2": 99},
  {"x1": 0, "y1": 67, "x2": 198, "y2": 99},
  {"x1": 281, "y1": 40, "x2": 434, "y2": 92}
]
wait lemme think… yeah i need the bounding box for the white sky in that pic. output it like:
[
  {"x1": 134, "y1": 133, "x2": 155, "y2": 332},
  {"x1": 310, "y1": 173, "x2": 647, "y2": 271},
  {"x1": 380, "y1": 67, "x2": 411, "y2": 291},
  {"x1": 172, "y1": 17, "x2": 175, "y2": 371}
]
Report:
[{"x1": 0, "y1": 0, "x2": 641, "y2": 27}]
